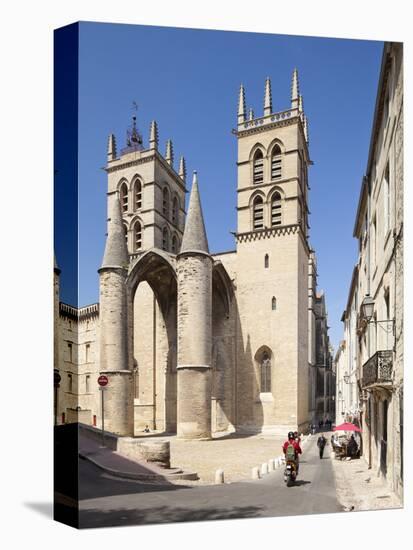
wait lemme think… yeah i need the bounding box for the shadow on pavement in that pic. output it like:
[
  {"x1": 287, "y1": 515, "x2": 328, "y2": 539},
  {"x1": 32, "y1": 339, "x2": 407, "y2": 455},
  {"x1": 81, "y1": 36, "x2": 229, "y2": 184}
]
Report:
[
  {"x1": 289, "y1": 480, "x2": 311, "y2": 487},
  {"x1": 24, "y1": 502, "x2": 53, "y2": 518},
  {"x1": 79, "y1": 504, "x2": 263, "y2": 529}
]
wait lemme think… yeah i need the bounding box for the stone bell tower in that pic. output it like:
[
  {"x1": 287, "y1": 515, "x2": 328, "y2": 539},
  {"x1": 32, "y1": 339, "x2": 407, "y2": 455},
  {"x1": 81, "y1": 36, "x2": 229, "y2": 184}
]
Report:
[
  {"x1": 234, "y1": 69, "x2": 311, "y2": 432},
  {"x1": 176, "y1": 171, "x2": 213, "y2": 439}
]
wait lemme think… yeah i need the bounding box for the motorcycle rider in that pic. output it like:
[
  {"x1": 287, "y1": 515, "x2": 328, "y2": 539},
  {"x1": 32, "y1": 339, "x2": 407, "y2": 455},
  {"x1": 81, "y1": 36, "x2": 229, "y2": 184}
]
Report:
[{"x1": 283, "y1": 431, "x2": 302, "y2": 474}]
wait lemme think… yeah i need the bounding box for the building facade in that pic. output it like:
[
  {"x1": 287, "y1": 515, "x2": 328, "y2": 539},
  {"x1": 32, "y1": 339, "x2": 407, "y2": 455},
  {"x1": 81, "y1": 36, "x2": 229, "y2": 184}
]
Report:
[
  {"x1": 55, "y1": 69, "x2": 332, "y2": 439},
  {"x1": 337, "y1": 42, "x2": 403, "y2": 499}
]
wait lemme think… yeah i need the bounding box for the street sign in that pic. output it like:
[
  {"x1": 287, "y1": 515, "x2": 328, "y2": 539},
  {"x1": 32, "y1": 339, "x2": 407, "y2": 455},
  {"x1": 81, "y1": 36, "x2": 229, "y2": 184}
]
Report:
[{"x1": 98, "y1": 375, "x2": 109, "y2": 387}]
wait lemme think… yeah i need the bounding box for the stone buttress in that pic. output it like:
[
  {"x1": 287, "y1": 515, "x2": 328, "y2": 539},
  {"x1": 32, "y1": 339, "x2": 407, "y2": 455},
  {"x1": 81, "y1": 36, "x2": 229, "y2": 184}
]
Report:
[
  {"x1": 98, "y1": 195, "x2": 133, "y2": 435},
  {"x1": 177, "y1": 172, "x2": 213, "y2": 439}
]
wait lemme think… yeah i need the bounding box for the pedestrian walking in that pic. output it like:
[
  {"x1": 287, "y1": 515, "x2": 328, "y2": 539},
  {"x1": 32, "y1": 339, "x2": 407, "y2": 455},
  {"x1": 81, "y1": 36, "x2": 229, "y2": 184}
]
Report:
[{"x1": 317, "y1": 434, "x2": 327, "y2": 459}]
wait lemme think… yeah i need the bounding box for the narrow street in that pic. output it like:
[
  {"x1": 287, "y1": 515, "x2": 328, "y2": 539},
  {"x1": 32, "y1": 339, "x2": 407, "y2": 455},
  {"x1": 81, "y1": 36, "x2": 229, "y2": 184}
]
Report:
[{"x1": 78, "y1": 436, "x2": 342, "y2": 528}]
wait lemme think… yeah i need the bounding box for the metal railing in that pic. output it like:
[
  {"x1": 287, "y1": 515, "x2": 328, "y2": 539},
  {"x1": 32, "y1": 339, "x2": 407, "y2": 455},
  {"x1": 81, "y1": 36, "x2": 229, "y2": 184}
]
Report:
[{"x1": 361, "y1": 350, "x2": 393, "y2": 388}]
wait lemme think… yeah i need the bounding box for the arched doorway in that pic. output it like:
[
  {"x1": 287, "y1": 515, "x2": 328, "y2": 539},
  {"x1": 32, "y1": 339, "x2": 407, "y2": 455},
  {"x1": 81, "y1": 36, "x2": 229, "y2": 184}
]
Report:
[{"x1": 127, "y1": 250, "x2": 177, "y2": 434}]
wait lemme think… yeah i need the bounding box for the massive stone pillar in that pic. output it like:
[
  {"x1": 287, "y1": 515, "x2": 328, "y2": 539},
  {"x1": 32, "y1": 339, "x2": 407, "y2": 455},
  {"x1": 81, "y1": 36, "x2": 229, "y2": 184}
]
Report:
[
  {"x1": 98, "y1": 195, "x2": 133, "y2": 435},
  {"x1": 177, "y1": 172, "x2": 213, "y2": 439}
]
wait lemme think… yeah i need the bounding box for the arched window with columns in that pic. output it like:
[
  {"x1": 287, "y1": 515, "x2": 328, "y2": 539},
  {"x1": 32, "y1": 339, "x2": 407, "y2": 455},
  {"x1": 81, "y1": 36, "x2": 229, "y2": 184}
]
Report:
[{"x1": 253, "y1": 195, "x2": 264, "y2": 230}]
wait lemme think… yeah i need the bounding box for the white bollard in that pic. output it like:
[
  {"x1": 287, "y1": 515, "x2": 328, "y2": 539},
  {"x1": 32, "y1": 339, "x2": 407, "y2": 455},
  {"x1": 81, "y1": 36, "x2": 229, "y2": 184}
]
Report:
[
  {"x1": 252, "y1": 466, "x2": 261, "y2": 480},
  {"x1": 261, "y1": 462, "x2": 269, "y2": 476},
  {"x1": 274, "y1": 457, "x2": 280, "y2": 469},
  {"x1": 268, "y1": 459, "x2": 275, "y2": 471},
  {"x1": 215, "y1": 469, "x2": 224, "y2": 484}
]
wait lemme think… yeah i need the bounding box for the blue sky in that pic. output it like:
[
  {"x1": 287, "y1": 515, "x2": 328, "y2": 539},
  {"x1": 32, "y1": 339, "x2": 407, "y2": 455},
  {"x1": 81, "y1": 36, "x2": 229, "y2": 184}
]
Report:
[{"x1": 56, "y1": 22, "x2": 383, "y2": 350}]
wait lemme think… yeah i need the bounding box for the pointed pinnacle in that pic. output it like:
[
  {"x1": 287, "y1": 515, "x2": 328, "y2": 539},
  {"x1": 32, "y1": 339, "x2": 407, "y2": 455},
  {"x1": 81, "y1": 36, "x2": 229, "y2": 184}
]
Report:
[
  {"x1": 179, "y1": 156, "x2": 187, "y2": 182},
  {"x1": 299, "y1": 94, "x2": 304, "y2": 113},
  {"x1": 291, "y1": 68, "x2": 300, "y2": 109},
  {"x1": 249, "y1": 108, "x2": 254, "y2": 120},
  {"x1": 165, "y1": 139, "x2": 174, "y2": 166},
  {"x1": 264, "y1": 77, "x2": 272, "y2": 116},
  {"x1": 100, "y1": 195, "x2": 129, "y2": 269},
  {"x1": 149, "y1": 120, "x2": 158, "y2": 150},
  {"x1": 107, "y1": 133, "x2": 117, "y2": 162},
  {"x1": 304, "y1": 116, "x2": 309, "y2": 143},
  {"x1": 238, "y1": 83, "x2": 246, "y2": 124},
  {"x1": 180, "y1": 171, "x2": 209, "y2": 254}
]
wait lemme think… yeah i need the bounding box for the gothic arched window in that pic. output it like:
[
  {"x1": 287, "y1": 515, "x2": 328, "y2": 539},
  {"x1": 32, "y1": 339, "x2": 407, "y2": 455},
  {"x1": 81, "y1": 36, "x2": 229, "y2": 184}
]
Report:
[
  {"x1": 271, "y1": 192, "x2": 282, "y2": 226},
  {"x1": 253, "y1": 195, "x2": 264, "y2": 230},
  {"x1": 134, "y1": 180, "x2": 142, "y2": 210},
  {"x1": 123, "y1": 223, "x2": 128, "y2": 249},
  {"x1": 253, "y1": 150, "x2": 264, "y2": 184},
  {"x1": 162, "y1": 227, "x2": 169, "y2": 251},
  {"x1": 261, "y1": 351, "x2": 271, "y2": 393},
  {"x1": 163, "y1": 187, "x2": 170, "y2": 219},
  {"x1": 271, "y1": 145, "x2": 282, "y2": 180},
  {"x1": 120, "y1": 182, "x2": 128, "y2": 212},
  {"x1": 171, "y1": 235, "x2": 178, "y2": 254},
  {"x1": 172, "y1": 196, "x2": 179, "y2": 226},
  {"x1": 272, "y1": 296, "x2": 277, "y2": 310},
  {"x1": 265, "y1": 254, "x2": 269, "y2": 268},
  {"x1": 134, "y1": 221, "x2": 142, "y2": 251}
]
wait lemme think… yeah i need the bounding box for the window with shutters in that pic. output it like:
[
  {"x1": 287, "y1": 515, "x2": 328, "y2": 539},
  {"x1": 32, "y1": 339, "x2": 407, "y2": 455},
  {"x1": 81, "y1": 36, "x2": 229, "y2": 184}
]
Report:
[
  {"x1": 253, "y1": 150, "x2": 264, "y2": 184},
  {"x1": 134, "y1": 180, "x2": 142, "y2": 210},
  {"x1": 162, "y1": 227, "x2": 169, "y2": 251},
  {"x1": 271, "y1": 192, "x2": 282, "y2": 226},
  {"x1": 172, "y1": 196, "x2": 179, "y2": 226},
  {"x1": 134, "y1": 221, "x2": 142, "y2": 251},
  {"x1": 253, "y1": 196, "x2": 264, "y2": 230},
  {"x1": 271, "y1": 145, "x2": 282, "y2": 180},
  {"x1": 120, "y1": 182, "x2": 128, "y2": 212},
  {"x1": 163, "y1": 187, "x2": 170, "y2": 219},
  {"x1": 171, "y1": 235, "x2": 178, "y2": 254}
]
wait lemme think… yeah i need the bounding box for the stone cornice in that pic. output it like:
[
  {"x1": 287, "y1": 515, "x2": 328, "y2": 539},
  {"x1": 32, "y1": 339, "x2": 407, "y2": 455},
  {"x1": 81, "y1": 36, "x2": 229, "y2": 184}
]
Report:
[
  {"x1": 105, "y1": 153, "x2": 155, "y2": 174},
  {"x1": 235, "y1": 223, "x2": 310, "y2": 253}
]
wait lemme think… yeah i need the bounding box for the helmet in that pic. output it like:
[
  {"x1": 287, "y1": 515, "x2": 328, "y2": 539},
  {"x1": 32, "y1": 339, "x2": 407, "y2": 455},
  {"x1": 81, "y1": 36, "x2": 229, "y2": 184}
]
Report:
[{"x1": 288, "y1": 431, "x2": 295, "y2": 440}]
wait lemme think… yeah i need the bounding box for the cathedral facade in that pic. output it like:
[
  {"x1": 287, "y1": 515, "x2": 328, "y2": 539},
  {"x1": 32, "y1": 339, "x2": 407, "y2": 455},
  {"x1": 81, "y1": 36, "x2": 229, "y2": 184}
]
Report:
[{"x1": 55, "y1": 70, "x2": 323, "y2": 438}]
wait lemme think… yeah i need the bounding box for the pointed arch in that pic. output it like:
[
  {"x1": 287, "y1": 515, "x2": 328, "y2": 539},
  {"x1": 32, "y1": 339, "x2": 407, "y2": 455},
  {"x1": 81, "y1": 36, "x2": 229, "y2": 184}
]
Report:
[
  {"x1": 162, "y1": 226, "x2": 170, "y2": 251},
  {"x1": 119, "y1": 180, "x2": 129, "y2": 212},
  {"x1": 123, "y1": 222, "x2": 129, "y2": 250},
  {"x1": 270, "y1": 143, "x2": 282, "y2": 180},
  {"x1": 171, "y1": 233, "x2": 179, "y2": 254},
  {"x1": 254, "y1": 346, "x2": 273, "y2": 394},
  {"x1": 252, "y1": 194, "x2": 264, "y2": 230},
  {"x1": 172, "y1": 195, "x2": 179, "y2": 226},
  {"x1": 133, "y1": 177, "x2": 143, "y2": 210},
  {"x1": 270, "y1": 190, "x2": 282, "y2": 226},
  {"x1": 162, "y1": 186, "x2": 170, "y2": 219},
  {"x1": 132, "y1": 219, "x2": 143, "y2": 252},
  {"x1": 252, "y1": 149, "x2": 264, "y2": 185}
]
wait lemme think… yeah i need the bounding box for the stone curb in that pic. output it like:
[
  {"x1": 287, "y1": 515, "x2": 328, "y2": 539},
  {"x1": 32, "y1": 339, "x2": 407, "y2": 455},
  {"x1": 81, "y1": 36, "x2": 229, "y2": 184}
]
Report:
[{"x1": 79, "y1": 452, "x2": 198, "y2": 482}]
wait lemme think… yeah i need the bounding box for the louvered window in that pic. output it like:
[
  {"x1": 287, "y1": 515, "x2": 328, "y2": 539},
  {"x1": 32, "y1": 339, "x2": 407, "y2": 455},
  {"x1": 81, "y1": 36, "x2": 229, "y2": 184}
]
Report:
[
  {"x1": 271, "y1": 192, "x2": 282, "y2": 226},
  {"x1": 271, "y1": 146, "x2": 282, "y2": 180},
  {"x1": 134, "y1": 222, "x2": 142, "y2": 251},
  {"x1": 253, "y1": 196, "x2": 264, "y2": 230},
  {"x1": 162, "y1": 227, "x2": 169, "y2": 251},
  {"x1": 120, "y1": 182, "x2": 128, "y2": 212},
  {"x1": 134, "y1": 180, "x2": 142, "y2": 210},
  {"x1": 253, "y1": 150, "x2": 264, "y2": 184}
]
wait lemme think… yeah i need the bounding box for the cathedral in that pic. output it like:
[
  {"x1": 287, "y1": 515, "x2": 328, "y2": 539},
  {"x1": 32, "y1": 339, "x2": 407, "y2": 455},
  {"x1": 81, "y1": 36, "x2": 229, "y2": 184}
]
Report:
[{"x1": 55, "y1": 69, "x2": 327, "y2": 438}]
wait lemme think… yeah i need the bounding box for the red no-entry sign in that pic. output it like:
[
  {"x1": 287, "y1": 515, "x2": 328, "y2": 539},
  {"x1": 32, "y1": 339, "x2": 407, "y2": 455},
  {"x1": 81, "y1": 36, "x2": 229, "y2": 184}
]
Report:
[{"x1": 98, "y1": 375, "x2": 109, "y2": 387}]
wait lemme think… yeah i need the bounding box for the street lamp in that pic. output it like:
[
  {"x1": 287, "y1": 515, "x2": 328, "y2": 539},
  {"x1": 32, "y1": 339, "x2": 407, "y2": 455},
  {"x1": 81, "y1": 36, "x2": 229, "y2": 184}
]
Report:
[{"x1": 360, "y1": 293, "x2": 395, "y2": 333}]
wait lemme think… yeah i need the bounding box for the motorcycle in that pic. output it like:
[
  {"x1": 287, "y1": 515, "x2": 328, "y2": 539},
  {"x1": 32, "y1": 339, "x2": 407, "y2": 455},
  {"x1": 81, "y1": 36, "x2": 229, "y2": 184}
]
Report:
[{"x1": 284, "y1": 459, "x2": 297, "y2": 486}]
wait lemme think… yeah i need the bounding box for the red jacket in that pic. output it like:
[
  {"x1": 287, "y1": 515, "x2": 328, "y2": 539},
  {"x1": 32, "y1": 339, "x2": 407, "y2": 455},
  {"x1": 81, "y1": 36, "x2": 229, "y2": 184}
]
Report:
[{"x1": 283, "y1": 439, "x2": 302, "y2": 457}]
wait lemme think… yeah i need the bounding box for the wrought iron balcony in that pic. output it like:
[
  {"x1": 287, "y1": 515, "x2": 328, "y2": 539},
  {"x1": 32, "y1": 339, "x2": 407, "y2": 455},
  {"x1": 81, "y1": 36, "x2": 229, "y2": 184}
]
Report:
[{"x1": 361, "y1": 350, "x2": 393, "y2": 389}]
